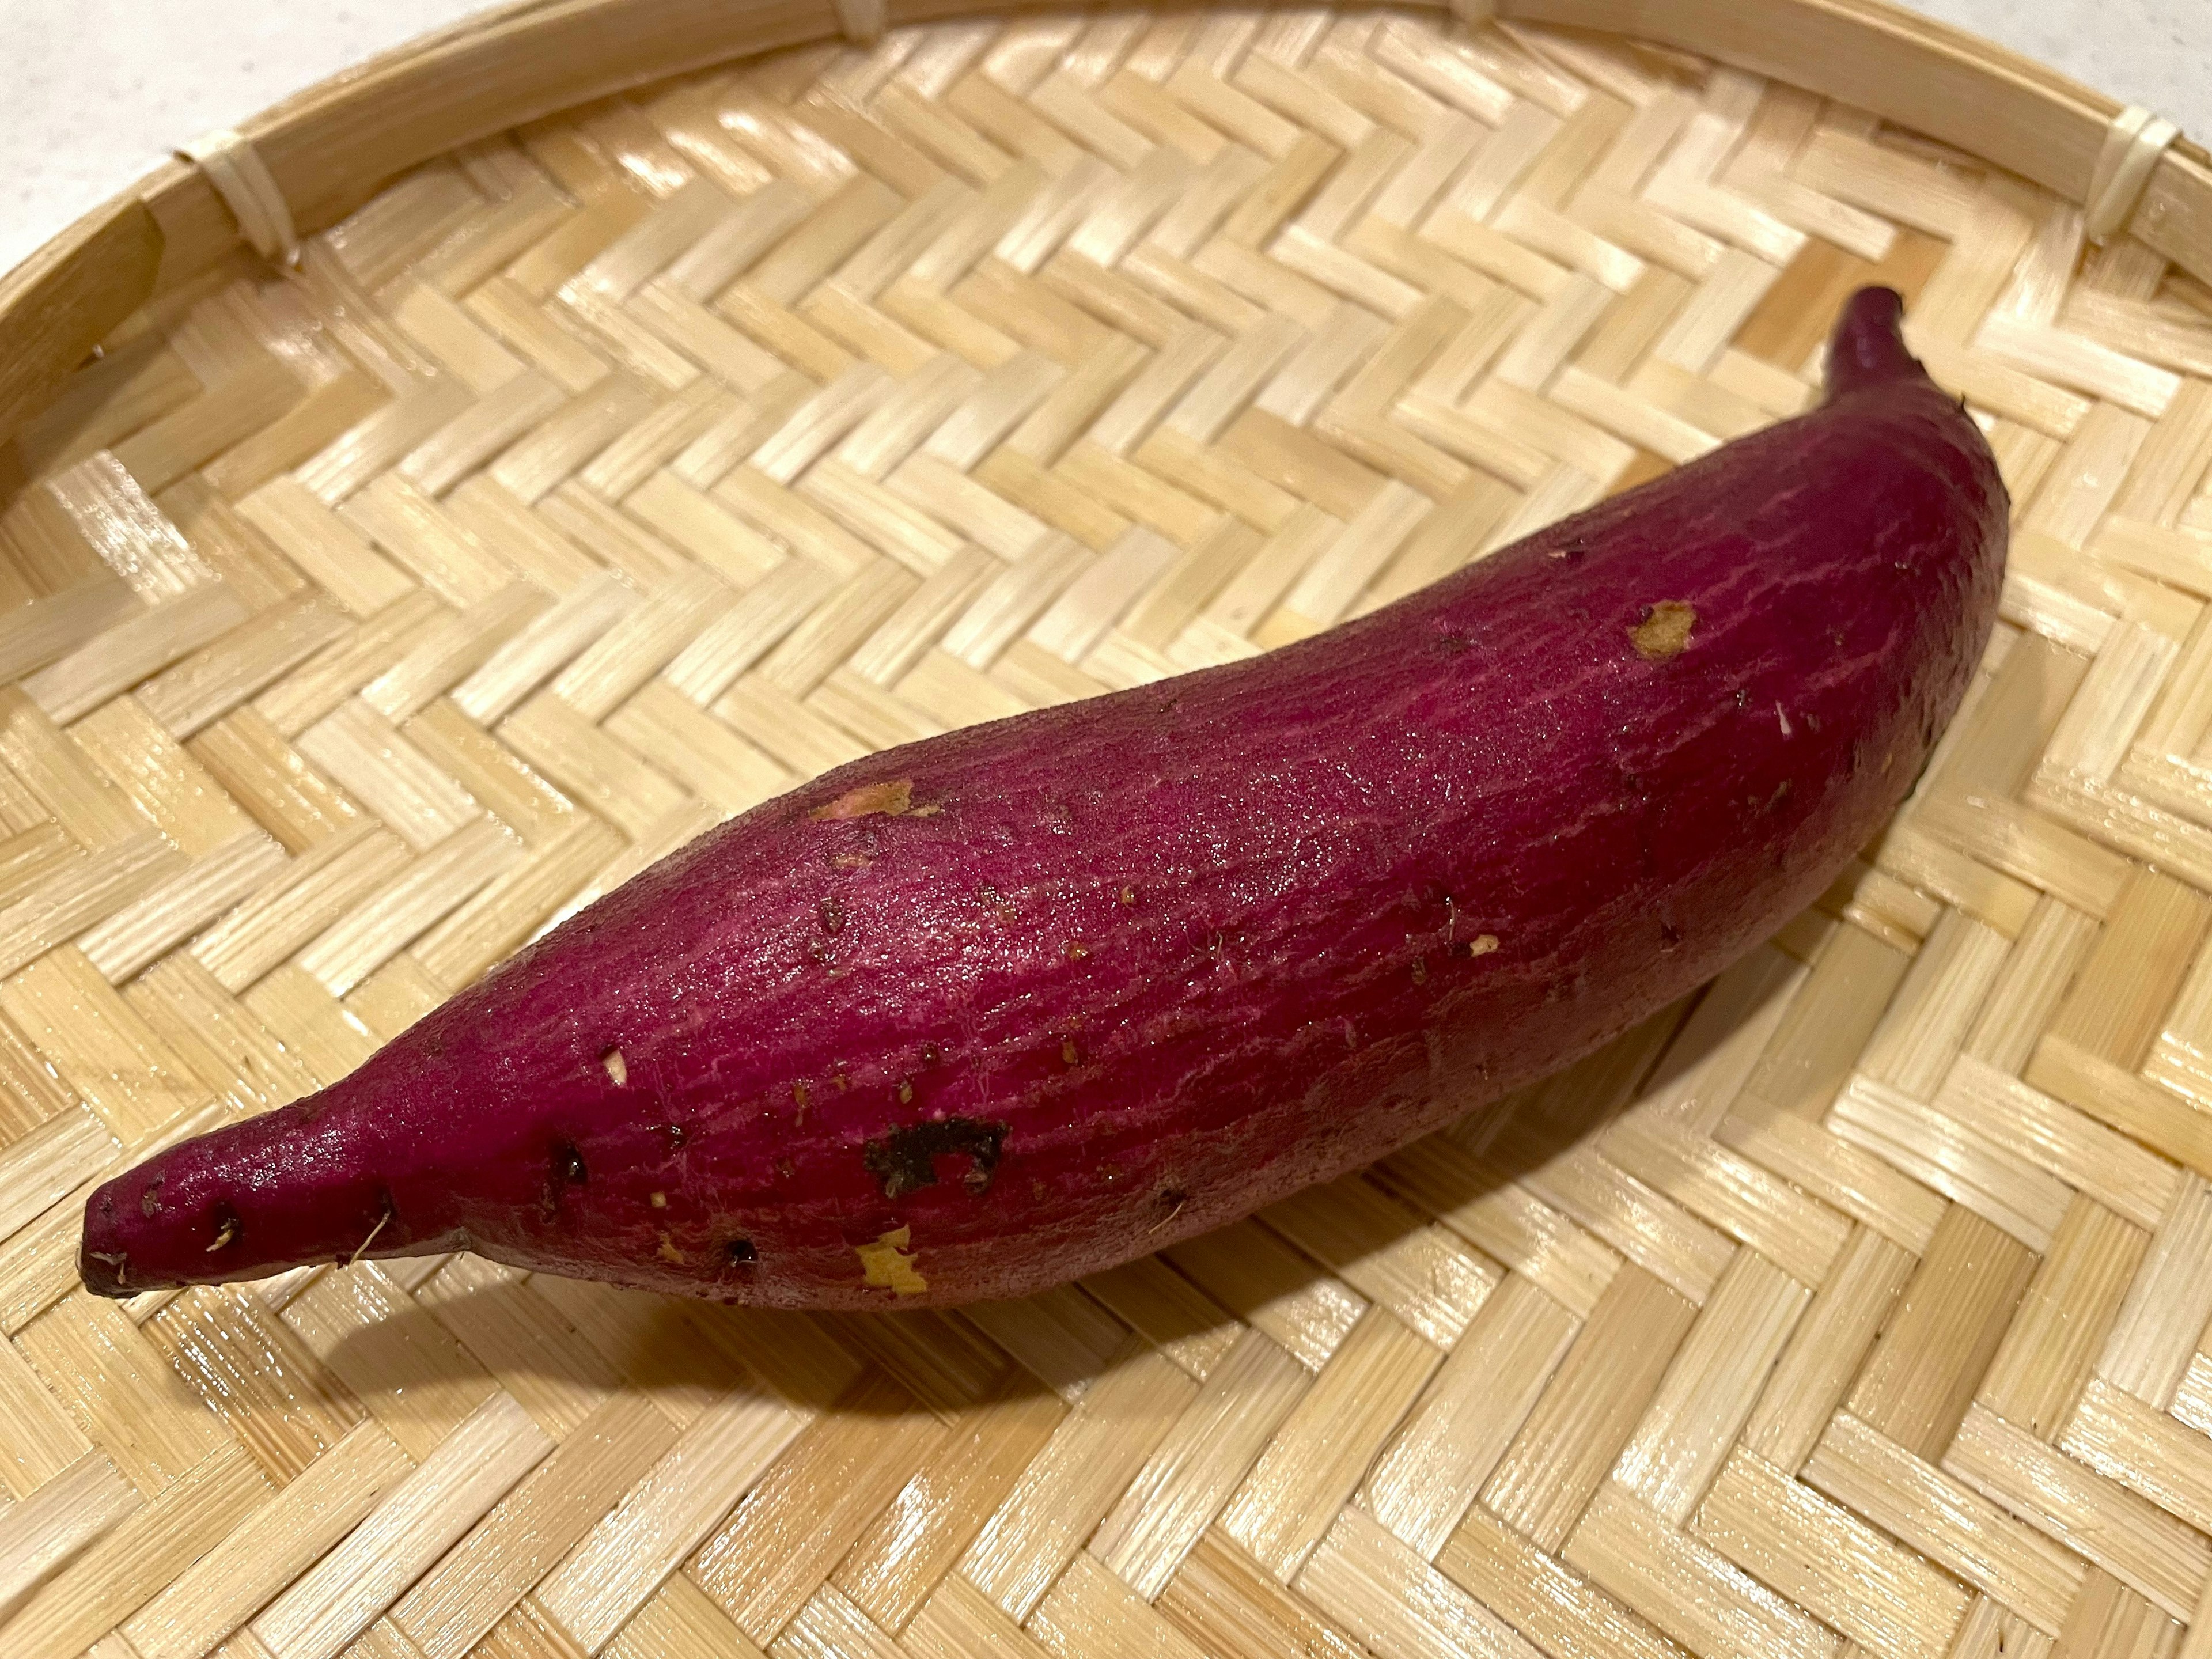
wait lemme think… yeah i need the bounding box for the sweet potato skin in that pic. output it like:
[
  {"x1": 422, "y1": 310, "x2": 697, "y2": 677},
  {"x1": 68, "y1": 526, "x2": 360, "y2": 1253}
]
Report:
[{"x1": 81, "y1": 290, "x2": 2006, "y2": 1308}]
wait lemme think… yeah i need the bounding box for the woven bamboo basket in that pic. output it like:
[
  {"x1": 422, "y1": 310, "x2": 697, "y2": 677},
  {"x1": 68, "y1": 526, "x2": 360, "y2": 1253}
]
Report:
[{"x1": 2, "y1": 0, "x2": 2212, "y2": 1655}]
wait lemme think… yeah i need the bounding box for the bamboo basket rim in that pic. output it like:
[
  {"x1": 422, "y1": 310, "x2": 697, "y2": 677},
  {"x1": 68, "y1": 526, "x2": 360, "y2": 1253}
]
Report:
[{"x1": 0, "y1": 0, "x2": 2206, "y2": 454}]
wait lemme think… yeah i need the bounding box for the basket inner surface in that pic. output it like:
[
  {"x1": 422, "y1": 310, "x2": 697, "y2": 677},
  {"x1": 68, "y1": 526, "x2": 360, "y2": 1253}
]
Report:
[{"x1": 4, "y1": 9, "x2": 2212, "y2": 1659}]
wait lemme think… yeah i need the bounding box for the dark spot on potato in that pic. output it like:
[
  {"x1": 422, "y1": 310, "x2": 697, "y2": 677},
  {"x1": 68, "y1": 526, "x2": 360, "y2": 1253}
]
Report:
[
  {"x1": 1660, "y1": 919, "x2": 1682, "y2": 950},
  {"x1": 206, "y1": 1203, "x2": 241, "y2": 1253},
  {"x1": 726, "y1": 1237, "x2": 757, "y2": 1266},
  {"x1": 87, "y1": 1249, "x2": 128, "y2": 1288},
  {"x1": 140, "y1": 1174, "x2": 164, "y2": 1219},
  {"x1": 1436, "y1": 632, "x2": 1472, "y2": 656},
  {"x1": 897, "y1": 1078, "x2": 914, "y2": 1104},
  {"x1": 819, "y1": 896, "x2": 845, "y2": 934},
  {"x1": 664, "y1": 1122, "x2": 687, "y2": 1150},
  {"x1": 775, "y1": 1157, "x2": 796, "y2": 1180},
  {"x1": 544, "y1": 1140, "x2": 586, "y2": 1217},
  {"x1": 1119, "y1": 886, "x2": 1137, "y2": 905},
  {"x1": 863, "y1": 1117, "x2": 1010, "y2": 1199},
  {"x1": 920, "y1": 1042, "x2": 941, "y2": 1066},
  {"x1": 1062, "y1": 1036, "x2": 1081, "y2": 1066},
  {"x1": 793, "y1": 1081, "x2": 812, "y2": 1109},
  {"x1": 1065, "y1": 940, "x2": 1088, "y2": 960}
]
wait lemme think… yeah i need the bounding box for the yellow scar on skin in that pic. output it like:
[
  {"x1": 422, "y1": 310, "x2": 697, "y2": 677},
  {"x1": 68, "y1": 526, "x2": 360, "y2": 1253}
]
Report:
[
  {"x1": 855, "y1": 1225, "x2": 927, "y2": 1294},
  {"x1": 811, "y1": 779, "x2": 937, "y2": 820},
  {"x1": 1629, "y1": 600, "x2": 1696, "y2": 660}
]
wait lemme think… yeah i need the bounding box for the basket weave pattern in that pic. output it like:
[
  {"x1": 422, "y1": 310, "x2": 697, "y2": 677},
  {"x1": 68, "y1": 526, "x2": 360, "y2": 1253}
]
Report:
[{"x1": 3, "y1": 10, "x2": 2212, "y2": 1658}]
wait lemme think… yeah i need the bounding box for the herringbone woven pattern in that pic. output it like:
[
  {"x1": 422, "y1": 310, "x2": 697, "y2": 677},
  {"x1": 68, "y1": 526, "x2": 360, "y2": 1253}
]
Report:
[{"x1": 3, "y1": 10, "x2": 2212, "y2": 1658}]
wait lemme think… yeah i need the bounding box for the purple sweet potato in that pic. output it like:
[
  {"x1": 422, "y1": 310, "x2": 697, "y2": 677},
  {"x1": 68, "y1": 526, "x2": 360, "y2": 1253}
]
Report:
[{"x1": 79, "y1": 289, "x2": 2005, "y2": 1309}]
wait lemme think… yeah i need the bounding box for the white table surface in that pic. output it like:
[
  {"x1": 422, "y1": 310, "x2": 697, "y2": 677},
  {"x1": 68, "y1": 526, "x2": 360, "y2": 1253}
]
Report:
[{"x1": 1, "y1": 0, "x2": 2205, "y2": 281}]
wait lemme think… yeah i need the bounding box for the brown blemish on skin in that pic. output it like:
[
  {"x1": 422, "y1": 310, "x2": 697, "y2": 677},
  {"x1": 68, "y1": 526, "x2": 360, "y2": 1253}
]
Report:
[
  {"x1": 1469, "y1": 934, "x2": 1499, "y2": 957},
  {"x1": 1630, "y1": 601, "x2": 1696, "y2": 661},
  {"x1": 857, "y1": 1226, "x2": 927, "y2": 1294},
  {"x1": 1061, "y1": 1037, "x2": 1080, "y2": 1066},
  {"x1": 139, "y1": 1175, "x2": 163, "y2": 1219},
  {"x1": 649, "y1": 1191, "x2": 668, "y2": 1209},
  {"x1": 1119, "y1": 886, "x2": 1137, "y2": 905},
  {"x1": 206, "y1": 1207, "x2": 240, "y2": 1253},
  {"x1": 1065, "y1": 940, "x2": 1088, "y2": 960},
  {"x1": 812, "y1": 780, "x2": 937, "y2": 821},
  {"x1": 601, "y1": 1047, "x2": 627, "y2": 1086},
  {"x1": 726, "y1": 1237, "x2": 757, "y2": 1265},
  {"x1": 863, "y1": 1117, "x2": 1010, "y2": 1199},
  {"x1": 657, "y1": 1232, "x2": 686, "y2": 1264},
  {"x1": 88, "y1": 1249, "x2": 128, "y2": 1287}
]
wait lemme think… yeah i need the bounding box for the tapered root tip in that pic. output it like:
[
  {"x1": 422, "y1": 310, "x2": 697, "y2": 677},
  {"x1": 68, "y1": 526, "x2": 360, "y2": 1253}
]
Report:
[
  {"x1": 1825, "y1": 286, "x2": 1925, "y2": 399},
  {"x1": 77, "y1": 1100, "x2": 387, "y2": 1299},
  {"x1": 79, "y1": 1184, "x2": 142, "y2": 1297}
]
